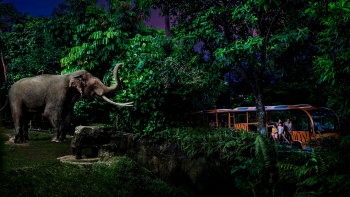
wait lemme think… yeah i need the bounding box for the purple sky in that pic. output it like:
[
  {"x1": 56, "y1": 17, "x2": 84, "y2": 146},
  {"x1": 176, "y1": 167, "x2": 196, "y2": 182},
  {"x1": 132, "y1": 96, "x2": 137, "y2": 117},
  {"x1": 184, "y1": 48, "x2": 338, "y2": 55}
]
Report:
[{"x1": 4, "y1": 0, "x2": 164, "y2": 29}]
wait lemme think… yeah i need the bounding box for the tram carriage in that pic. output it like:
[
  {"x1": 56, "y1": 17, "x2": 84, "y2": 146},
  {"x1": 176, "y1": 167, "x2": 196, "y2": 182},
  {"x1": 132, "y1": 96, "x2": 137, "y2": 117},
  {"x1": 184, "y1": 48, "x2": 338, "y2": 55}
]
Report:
[{"x1": 193, "y1": 104, "x2": 340, "y2": 149}]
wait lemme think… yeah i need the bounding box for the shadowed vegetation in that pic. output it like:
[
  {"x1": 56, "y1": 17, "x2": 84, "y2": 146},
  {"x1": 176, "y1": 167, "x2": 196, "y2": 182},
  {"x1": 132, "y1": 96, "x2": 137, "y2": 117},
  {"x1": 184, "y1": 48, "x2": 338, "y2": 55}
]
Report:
[{"x1": 0, "y1": 129, "x2": 187, "y2": 197}]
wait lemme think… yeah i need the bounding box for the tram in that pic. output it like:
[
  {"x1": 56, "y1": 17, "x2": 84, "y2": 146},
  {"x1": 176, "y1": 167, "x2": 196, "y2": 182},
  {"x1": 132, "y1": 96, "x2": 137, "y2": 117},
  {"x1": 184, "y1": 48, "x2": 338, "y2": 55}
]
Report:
[{"x1": 193, "y1": 104, "x2": 340, "y2": 149}]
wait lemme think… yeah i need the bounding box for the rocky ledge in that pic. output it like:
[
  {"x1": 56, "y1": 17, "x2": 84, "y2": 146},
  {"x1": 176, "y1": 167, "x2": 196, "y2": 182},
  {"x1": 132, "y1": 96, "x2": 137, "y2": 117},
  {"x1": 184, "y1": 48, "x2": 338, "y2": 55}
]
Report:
[{"x1": 60, "y1": 126, "x2": 235, "y2": 196}]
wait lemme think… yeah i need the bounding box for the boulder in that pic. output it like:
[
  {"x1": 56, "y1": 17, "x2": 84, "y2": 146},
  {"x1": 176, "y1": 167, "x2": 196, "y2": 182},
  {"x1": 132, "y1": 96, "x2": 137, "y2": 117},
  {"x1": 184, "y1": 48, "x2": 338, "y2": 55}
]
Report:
[{"x1": 71, "y1": 126, "x2": 111, "y2": 159}]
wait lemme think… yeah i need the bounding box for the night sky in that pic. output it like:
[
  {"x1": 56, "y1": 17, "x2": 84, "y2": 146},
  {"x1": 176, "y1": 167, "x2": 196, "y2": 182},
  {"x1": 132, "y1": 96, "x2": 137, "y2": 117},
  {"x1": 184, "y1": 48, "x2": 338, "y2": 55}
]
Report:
[
  {"x1": 5, "y1": 0, "x2": 64, "y2": 17},
  {"x1": 4, "y1": 0, "x2": 164, "y2": 29}
]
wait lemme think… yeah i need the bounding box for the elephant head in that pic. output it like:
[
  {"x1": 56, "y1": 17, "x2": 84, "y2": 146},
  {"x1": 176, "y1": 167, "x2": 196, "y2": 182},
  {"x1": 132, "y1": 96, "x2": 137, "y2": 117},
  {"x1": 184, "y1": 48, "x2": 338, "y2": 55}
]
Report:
[{"x1": 68, "y1": 63, "x2": 133, "y2": 107}]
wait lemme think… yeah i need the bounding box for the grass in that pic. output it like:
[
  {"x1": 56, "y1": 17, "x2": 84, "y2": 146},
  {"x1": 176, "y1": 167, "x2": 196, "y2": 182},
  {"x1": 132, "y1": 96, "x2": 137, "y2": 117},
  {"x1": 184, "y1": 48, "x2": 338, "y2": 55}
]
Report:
[
  {"x1": 0, "y1": 127, "x2": 187, "y2": 197},
  {"x1": 1, "y1": 130, "x2": 71, "y2": 170}
]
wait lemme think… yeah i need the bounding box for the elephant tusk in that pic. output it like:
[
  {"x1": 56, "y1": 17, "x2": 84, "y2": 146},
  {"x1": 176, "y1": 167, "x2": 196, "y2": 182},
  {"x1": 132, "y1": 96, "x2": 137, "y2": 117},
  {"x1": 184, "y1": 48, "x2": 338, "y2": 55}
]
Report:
[{"x1": 102, "y1": 95, "x2": 134, "y2": 107}]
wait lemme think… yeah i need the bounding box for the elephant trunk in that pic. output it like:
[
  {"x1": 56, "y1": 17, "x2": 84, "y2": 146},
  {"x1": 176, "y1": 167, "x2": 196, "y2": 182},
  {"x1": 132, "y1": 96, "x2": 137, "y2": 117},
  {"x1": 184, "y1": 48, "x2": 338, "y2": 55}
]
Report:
[
  {"x1": 95, "y1": 63, "x2": 133, "y2": 107},
  {"x1": 102, "y1": 63, "x2": 120, "y2": 94},
  {"x1": 92, "y1": 63, "x2": 120, "y2": 96}
]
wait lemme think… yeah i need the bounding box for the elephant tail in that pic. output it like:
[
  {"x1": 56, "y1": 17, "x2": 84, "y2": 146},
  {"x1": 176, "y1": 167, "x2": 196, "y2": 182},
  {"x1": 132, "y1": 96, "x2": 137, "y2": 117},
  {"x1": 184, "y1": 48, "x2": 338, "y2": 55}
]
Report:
[{"x1": 0, "y1": 97, "x2": 8, "y2": 112}]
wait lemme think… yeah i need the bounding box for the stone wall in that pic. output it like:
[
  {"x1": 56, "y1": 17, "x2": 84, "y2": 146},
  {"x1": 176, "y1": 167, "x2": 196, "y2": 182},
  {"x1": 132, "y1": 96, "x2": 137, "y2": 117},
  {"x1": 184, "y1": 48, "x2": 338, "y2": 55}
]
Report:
[
  {"x1": 100, "y1": 132, "x2": 237, "y2": 196},
  {"x1": 68, "y1": 126, "x2": 237, "y2": 195}
]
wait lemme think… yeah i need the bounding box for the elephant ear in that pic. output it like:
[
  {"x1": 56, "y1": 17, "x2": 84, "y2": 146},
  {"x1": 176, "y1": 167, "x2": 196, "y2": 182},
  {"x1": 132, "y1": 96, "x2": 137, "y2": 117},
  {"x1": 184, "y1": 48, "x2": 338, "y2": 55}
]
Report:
[{"x1": 69, "y1": 76, "x2": 84, "y2": 96}]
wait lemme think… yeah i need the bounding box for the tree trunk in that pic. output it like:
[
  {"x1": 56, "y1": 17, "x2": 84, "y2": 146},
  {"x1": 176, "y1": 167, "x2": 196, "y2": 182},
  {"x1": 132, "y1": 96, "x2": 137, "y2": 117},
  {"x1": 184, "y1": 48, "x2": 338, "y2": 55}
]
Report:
[
  {"x1": 165, "y1": 15, "x2": 170, "y2": 36},
  {"x1": 236, "y1": 65, "x2": 266, "y2": 135},
  {"x1": 252, "y1": 71, "x2": 266, "y2": 136},
  {"x1": 0, "y1": 34, "x2": 7, "y2": 83},
  {"x1": 255, "y1": 90, "x2": 266, "y2": 136},
  {"x1": 1, "y1": 52, "x2": 7, "y2": 83}
]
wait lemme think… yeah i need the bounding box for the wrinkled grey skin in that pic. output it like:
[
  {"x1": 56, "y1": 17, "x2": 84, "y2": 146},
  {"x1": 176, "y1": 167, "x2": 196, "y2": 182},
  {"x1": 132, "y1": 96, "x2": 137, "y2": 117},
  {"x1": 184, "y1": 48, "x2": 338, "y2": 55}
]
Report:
[{"x1": 8, "y1": 64, "x2": 133, "y2": 143}]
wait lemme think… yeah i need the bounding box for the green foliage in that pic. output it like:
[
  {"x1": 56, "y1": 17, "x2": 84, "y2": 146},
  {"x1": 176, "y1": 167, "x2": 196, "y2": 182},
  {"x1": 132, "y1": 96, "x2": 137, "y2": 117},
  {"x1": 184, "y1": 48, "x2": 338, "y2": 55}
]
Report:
[
  {"x1": 153, "y1": 127, "x2": 350, "y2": 196},
  {"x1": 230, "y1": 135, "x2": 279, "y2": 197},
  {"x1": 59, "y1": 0, "x2": 138, "y2": 72},
  {"x1": 309, "y1": 0, "x2": 350, "y2": 83},
  {"x1": 0, "y1": 0, "x2": 25, "y2": 32},
  {"x1": 54, "y1": 0, "x2": 173, "y2": 133},
  {"x1": 118, "y1": 34, "x2": 168, "y2": 133},
  {"x1": 94, "y1": 157, "x2": 187, "y2": 197},
  {"x1": 73, "y1": 100, "x2": 112, "y2": 125},
  {"x1": 1, "y1": 158, "x2": 185, "y2": 197},
  {"x1": 306, "y1": 0, "x2": 350, "y2": 124},
  {"x1": 149, "y1": 0, "x2": 312, "y2": 134},
  {"x1": 3, "y1": 16, "x2": 62, "y2": 83}
]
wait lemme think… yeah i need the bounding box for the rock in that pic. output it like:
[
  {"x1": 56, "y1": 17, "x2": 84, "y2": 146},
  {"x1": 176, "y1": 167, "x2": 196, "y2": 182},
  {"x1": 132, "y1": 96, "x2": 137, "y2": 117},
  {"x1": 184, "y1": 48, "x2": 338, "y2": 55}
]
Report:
[{"x1": 71, "y1": 126, "x2": 111, "y2": 159}]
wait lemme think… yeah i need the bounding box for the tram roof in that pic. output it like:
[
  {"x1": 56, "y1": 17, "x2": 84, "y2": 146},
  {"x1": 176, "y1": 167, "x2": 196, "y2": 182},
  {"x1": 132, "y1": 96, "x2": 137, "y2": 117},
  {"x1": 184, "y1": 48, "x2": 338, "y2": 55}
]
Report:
[
  {"x1": 194, "y1": 104, "x2": 318, "y2": 114},
  {"x1": 232, "y1": 104, "x2": 318, "y2": 112},
  {"x1": 193, "y1": 109, "x2": 236, "y2": 114}
]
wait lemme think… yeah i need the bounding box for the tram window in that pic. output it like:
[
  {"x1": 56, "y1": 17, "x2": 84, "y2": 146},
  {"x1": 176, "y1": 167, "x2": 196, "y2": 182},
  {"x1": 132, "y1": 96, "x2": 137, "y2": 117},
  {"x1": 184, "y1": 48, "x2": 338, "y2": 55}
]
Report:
[
  {"x1": 249, "y1": 112, "x2": 257, "y2": 123},
  {"x1": 291, "y1": 109, "x2": 310, "y2": 131},
  {"x1": 266, "y1": 111, "x2": 290, "y2": 124},
  {"x1": 308, "y1": 109, "x2": 339, "y2": 133},
  {"x1": 235, "y1": 113, "x2": 246, "y2": 123},
  {"x1": 293, "y1": 115, "x2": 310, "y2": 131},
  {"x1": 324, "y1": 116, "x2": 336, "y2": 131}
]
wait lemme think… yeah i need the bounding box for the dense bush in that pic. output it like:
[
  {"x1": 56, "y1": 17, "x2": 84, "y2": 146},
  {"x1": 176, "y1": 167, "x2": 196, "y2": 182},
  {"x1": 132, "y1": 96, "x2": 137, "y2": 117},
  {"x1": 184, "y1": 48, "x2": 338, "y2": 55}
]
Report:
[
  {"x1": 0, "y1": 158, "x2": 186, "y2": 197},
  {"x1": 153, "y1": 127, "x2": 350, "y2": 196}
]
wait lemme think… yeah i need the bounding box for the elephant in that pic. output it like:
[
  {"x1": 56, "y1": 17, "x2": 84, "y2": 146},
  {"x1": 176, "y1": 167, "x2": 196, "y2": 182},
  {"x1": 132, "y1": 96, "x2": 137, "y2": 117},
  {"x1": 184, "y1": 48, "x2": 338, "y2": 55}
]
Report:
[{"x1": 8, "y1": 63, "x2": 133, "y2": 143}]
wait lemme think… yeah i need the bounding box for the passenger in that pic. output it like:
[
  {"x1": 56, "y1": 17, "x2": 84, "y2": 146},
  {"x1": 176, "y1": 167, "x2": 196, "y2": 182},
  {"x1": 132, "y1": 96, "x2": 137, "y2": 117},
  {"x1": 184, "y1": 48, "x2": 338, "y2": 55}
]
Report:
[
  {"x1": 277, "y1": 119, "x2": 284, "y2": 141},
  {"x1": 281, "y1": 128, "x2": 290, "y2": 144},
  {"x1": 221, "y1": 120, "x2": 226, "y2": 128},
  {"x1": 271, "y1": 124, "x2": 278, "y2": 142},
  {"x1": 284, "y1": 118, "x2": 293, "y2": 142},
  {"x1": 209, "y1": 120, "x2": 215, "y2": 128}
]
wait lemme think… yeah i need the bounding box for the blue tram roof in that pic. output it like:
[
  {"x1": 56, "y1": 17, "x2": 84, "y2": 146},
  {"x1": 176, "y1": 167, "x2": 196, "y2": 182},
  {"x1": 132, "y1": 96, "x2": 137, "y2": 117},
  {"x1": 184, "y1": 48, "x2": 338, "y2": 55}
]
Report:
[
  {"x1": 232, "y1": 104, "x2": 316, "y2": 111},
  {"x1": 193, "y1": 104, "x2": 318, "y2": 114}
]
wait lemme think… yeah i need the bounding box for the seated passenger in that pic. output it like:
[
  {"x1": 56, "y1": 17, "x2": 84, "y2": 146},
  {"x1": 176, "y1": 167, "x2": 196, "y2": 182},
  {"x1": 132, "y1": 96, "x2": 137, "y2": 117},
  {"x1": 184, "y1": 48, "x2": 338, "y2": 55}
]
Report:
[
  {"x1": 209, "y1": 120, "x2": 216, "y2": 128},
  {"x1": 277, "y1": 119, "x2": 283, "y2": 141},
  {"x1": 271, "y1": 124, "x2": 278, "y2": 142},
  {"x1": 221, "y1": 120, "x2": 226, "y2": 128}
]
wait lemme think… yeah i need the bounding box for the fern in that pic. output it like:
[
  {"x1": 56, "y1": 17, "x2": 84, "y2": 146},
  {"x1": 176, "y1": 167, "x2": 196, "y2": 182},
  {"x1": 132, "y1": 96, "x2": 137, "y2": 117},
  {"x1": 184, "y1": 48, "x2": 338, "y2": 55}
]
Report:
[
  {"x1": 279, "y1": 162, "x2": 296, "y2": 171},
  {"x1": 254, "y1": 135, "x2": 270, "y2": 167}
]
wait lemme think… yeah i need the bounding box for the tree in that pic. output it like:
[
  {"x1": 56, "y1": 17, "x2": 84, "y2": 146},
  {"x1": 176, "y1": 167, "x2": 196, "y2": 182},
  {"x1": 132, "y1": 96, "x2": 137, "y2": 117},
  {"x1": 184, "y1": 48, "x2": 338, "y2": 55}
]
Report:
[
  {"x1": 0, "y1": 0, "x2": 24, "y2": 33},
  {"x1": 58, "y1": 0, "x2": 165, "y2": 130},
  {"x1": 3, "y1": 16, "x2": 62, "y2": 82},
  {"x1": 144, "y1": 0, "x2": 310, "y2": 134},
  {"x1": 307, "y1": 0, "x2": 350, "y2": 127},
  {"x1": 0, "y1": 0, "x2": 26, "y2": 100}
]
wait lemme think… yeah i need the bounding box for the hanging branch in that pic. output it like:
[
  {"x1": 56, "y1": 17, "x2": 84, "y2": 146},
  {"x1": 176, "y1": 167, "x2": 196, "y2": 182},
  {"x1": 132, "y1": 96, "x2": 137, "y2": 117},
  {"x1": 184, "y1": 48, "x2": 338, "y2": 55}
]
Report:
[
  {"x1": 0, "y1": 52, "x2": 7, "y2": 83},
  {"x1": 0, "y1": 32, "x2": 9, "y2": 112},
  {"x1": 0, "y1": 32, "x2": 7, "y2": 83}
]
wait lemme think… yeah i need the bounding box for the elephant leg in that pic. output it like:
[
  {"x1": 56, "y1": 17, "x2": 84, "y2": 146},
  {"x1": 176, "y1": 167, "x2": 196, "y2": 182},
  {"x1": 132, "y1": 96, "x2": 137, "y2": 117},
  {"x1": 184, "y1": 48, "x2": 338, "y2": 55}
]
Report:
[
  {"x1": 14, "y1": 122, "x2": 25, "y2": 143},
  {"x1": 51, "y1": 123, "x2": 61, "y2": 143},
  {"x1": 58, "y1": 124, "x2": 67, "y2": 142},
  {"x1": 12, "y1": 113, "x2": 25, "y2": 144},
  {"x1": 12, "y1": 106, "x2": 25, "y2": 143},
  {"x1": 23, "y1": 114, "x2": 32, "y2": 141},
  {"x1": 59, "y1": 113, "x2": 72, "y2": 142},
  {"x1": 23, "y1": 121, "x2": 29, "y2": 142},
  {"x1": 45, "y1": 111, "x2": 61, "y2": 142}
]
